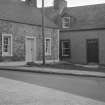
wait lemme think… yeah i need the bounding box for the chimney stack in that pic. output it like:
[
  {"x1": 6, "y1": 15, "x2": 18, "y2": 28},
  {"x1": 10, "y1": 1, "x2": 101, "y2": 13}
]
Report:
[{"x1": 54, "y1": 0, "x2": 67, "y2": 14}]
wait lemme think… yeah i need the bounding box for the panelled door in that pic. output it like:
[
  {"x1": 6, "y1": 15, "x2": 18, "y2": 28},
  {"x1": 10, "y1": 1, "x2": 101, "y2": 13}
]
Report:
[
  {"x1": 87, "y1": 39, "x2": 99, "y2": 63},
  {"x1": 26, "y1": 36, "x2": 36, "y2": 62}
]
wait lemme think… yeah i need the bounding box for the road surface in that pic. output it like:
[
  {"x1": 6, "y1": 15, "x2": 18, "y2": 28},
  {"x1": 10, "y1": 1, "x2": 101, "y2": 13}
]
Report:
[{"x1": 0, "y1": 69, "x2": 105, "y2": 102}]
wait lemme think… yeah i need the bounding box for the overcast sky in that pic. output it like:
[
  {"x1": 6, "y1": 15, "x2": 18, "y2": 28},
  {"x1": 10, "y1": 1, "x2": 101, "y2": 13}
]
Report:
[{"x1": 37, "y1": 0, "x2": 105, "y2": 7}]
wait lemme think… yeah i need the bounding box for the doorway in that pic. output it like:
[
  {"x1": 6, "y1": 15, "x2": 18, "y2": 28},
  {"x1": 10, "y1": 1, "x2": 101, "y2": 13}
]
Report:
[
  {"x1": 26, "y1": 36, "x2": 36, "y2": 62},
  {"x1": 87, "y1": 39, "x2": 99, "y2": 63}
]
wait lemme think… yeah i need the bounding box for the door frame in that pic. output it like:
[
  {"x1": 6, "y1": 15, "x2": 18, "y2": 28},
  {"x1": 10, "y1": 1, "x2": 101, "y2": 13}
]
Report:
[
  {"x1": 86, "y1": 38, "x2": 99, "y2": 64},
  {"x1": 25, "y1": 36, "x2": 36, "y2": 63}
]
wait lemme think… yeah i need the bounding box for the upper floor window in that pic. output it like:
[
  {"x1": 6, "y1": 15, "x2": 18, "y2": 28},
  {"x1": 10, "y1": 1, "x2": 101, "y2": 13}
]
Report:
[{"x1": 62, "y1": 17, "x2": 70, "y2": 28}]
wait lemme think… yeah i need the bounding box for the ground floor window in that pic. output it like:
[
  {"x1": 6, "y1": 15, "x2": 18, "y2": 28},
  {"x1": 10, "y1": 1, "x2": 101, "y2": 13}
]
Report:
[
  {"x1": 2, "y1": 34, "x2": 12, "y2": 56},
  {"x1": 45, "y1": 38, "x2": 51, "y2": 56},
  {"x1": 60, "y1": 40, "x2": 71, "y2": 58}
]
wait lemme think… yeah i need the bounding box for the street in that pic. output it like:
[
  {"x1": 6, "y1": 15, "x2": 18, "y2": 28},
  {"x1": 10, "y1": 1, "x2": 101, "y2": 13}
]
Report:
[{"x1": 0, "y1": 69, "x2": 105, "y2": 102}]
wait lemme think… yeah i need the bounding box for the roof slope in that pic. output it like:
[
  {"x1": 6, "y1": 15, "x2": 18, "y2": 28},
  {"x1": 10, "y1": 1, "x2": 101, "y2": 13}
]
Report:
[
  {"x1": 0, "y1": 0, "x2": 57, "y2": 28},
  {"x1": 62, "y1": 3, "x2": 105, "y2": 30},
  {"x1": 44, "y1": 7, "x2": 58, "y2": 21},
  {"x1": 45, "y1": 3, "x2": 105, "y2": 30}
]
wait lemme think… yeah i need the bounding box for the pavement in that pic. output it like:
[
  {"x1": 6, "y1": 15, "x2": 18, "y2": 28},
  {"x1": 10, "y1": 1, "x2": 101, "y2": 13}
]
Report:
[
  {"x1": 0, "y1": 76, "x2": 105, "y2": 105},
  {"x1": 0, "y1": 61, "x2": 105, "y2": 77}
]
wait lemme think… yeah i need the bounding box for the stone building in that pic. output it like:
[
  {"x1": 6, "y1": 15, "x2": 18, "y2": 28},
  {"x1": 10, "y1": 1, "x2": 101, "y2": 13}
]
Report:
[
  {"x1": 59, "y1": 4, "x2": 105, "y2": 65},
  {"x1": 45, "y1": 0, "x2": 105, "y2": 65},
  {"x1": 0, "y1": 0, "x2": 59, "y2": 63}
]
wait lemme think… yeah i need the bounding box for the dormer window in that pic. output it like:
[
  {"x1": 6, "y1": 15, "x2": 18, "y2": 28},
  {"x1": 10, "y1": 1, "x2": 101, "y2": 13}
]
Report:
[{"x1": 62, "y1": 17, "x2": 70, "y2": 28}]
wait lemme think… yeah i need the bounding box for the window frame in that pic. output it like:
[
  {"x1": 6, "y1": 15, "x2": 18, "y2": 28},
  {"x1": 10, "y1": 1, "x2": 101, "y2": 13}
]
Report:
[
  {"x1": 62, "y1": 16, "x2": 70, "y2": 28},
  {"x1": 61, "y1": 40, "x2": 71, "y2": 57},
  {"x1": 2, "y1": 33, "x2": 13, "y2": 56},
  {"x1": 45, "y1": 38, "x2": 51, "y2": 56}
]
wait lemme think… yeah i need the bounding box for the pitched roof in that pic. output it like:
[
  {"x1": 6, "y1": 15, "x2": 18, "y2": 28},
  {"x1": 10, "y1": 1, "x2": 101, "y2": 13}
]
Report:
[
  {"x1": 0, "y1": 0, "x2": 57, "y2": 28},
  {"x1": 62, "y1": 3, "x2": 105, "y2": 30},
  {"x1": 45, "y1": 3, "x2": 105, "y2": 30},
  {"x1": 44, "y1": 7, "x2": 58, "y2": 21}
]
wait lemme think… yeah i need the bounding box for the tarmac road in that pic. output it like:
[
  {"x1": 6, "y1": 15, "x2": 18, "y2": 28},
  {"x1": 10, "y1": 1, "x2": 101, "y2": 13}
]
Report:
[{"x1": 0, "y1": 69, "x2": 105, "y2": 102}]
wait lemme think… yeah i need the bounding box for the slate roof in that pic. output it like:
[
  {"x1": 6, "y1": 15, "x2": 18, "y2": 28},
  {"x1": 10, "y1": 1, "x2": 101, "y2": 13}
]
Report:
[
  {"x1": 0, "y1": 0, "x2": 57, "y2": 28},
  {"x1": 45, "y1": 3, "x2": 105, "y2": 30},
  {"x1": 62, "y1": 3, "x2": 105, "y2": 31},
  {"x1": 44, "y1": 7, "x2": 58, "y2": 21}
]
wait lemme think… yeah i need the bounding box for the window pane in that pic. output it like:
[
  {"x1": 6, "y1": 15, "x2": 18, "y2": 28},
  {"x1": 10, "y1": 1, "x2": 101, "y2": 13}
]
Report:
[
  {"x1": 61, "y1": 40, "x2": 71, "y2": 57},
  {"x1": 2, "y1": 35, "x2": 12, "y2": 56},
  {"x1": 64, "y1": 22, "x2": 70, "y2": 27},
  {"x1": 46, "y1": 39, "x2": 49, "y2": 53},
  {"x1": 45, "y1": 38, "x2": 51, "y2": 55},
  {"x1": 63, "y1": 17, "x2": 70, "y2": 28},
  {"x1": 4, "y1": 45, "x2": 8, "y2": 52},
  {"x1": 63, "y1": 41, "x2": 70, "y2": 48},
  {"x1": 64, "y1": 18, "x2": 70, "y2": 22},
  {"x1": 4, "y1": 37, "x2": 8, "y2": 44},
  {"x1": 63, "y1": 49, "x2": 70, "y2": 56}
]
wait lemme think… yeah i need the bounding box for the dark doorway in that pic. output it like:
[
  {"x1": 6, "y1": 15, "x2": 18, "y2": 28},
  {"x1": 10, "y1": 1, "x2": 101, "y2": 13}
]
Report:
[{"x1": 87, "y1": 39, "x2": 99, "y2": 63}]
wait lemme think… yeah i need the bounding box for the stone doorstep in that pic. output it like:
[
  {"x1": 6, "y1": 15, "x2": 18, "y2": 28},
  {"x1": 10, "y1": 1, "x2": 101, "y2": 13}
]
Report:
[{"x1": 0, "y1": 77, "x2": 105, "y2": 105}]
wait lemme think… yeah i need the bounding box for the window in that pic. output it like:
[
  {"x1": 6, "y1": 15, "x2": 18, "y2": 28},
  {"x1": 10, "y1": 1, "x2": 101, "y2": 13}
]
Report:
[
  {"x1": 62, "y1": 17, "x2": 70, "y2": 28},
  {"x1": 61, "y1": 40, "x2": 70, "y2": 57},
  {"x1": 45, "y1": 38, "x2": 51, "y2": 56},
  {"x1": 2, "y1": 34, "x2": 12, "y2": 56}
]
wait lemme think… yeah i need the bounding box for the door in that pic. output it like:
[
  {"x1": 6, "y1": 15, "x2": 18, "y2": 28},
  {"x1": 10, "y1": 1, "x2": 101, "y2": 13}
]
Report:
[
  {"x1": 87, "y1": 39, "x2": 99, "y2": 63},
  {"x1": 26, "y1": 36, "x2": 36, "y2": 62}
]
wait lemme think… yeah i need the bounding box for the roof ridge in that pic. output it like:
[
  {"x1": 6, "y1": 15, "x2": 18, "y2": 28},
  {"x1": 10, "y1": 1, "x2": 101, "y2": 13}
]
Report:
[
  {"x1": 67, "y1": 3, "x2": 105, "y2": 9},
  {"x1": 0, "y1": 0, "x2": 57, "y2": 28}
]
